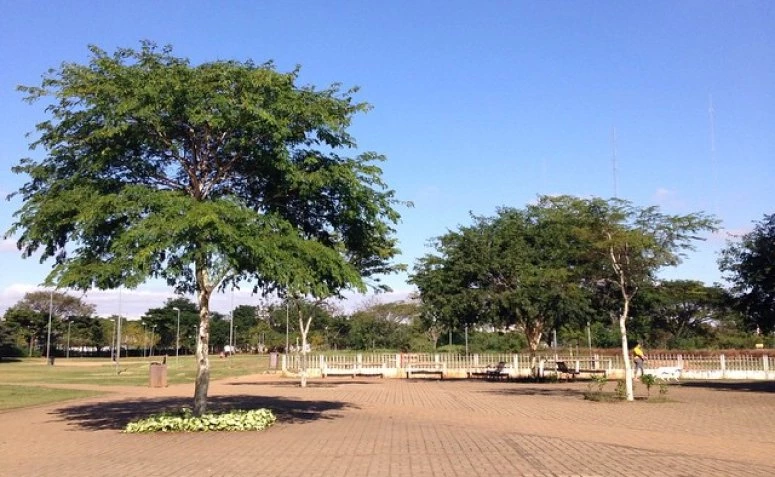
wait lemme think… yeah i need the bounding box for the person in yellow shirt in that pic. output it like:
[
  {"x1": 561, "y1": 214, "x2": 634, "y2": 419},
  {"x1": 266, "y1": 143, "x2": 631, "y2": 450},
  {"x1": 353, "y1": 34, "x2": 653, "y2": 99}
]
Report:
[{"x1": 632, "y1": 342, "x2": 646, "y2": 378}]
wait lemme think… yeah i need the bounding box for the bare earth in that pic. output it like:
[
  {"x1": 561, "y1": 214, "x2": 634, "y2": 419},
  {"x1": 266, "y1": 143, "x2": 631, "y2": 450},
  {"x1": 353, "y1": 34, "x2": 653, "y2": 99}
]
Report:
[{"x1": 1, "y1": 375, "x2": 774, "y2": 476}]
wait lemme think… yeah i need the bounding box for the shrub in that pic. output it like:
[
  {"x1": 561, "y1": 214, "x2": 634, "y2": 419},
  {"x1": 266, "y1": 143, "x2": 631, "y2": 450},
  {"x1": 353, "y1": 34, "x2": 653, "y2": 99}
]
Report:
[{"x1": 124, "y1": 408, "x2": 276, "y2": 433}]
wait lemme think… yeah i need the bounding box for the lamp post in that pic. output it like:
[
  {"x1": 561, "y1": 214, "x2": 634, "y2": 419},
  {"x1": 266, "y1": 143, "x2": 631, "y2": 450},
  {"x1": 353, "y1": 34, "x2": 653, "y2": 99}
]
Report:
[
  {"x1": 66, "y1": 318, "x2": 72, "y2": 359},
  {"x1": 142, "y1": 322, "x2": 147, "y2": 358},
  {"x1": 173, "y1": 307, "x2": 181, "y2": 364},
  {"x1": 150, "y1": 324, "x2": 156, "y2": 357},
  {"x1": 45, "y1": 289, "x2": 53, "y2": 365},
  {"x1": 586, "y1": 320, "x2": 592, "y2": 355}
]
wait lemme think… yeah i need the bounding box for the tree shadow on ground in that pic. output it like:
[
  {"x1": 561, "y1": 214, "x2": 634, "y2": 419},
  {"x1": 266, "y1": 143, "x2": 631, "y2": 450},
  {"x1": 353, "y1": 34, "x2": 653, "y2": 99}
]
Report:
[
  {"x1": 226, "y1": 379, "x2": 382, "y2": 387},
  {"x1": 483, "y1": 385, "x2": 588, "y2": 398},
  {"x1": 678, "y1": 380, "x2": 775, "y2": 394},
  {"x1": 52, "y1": 394, "x2": 353, "y2": 431}
]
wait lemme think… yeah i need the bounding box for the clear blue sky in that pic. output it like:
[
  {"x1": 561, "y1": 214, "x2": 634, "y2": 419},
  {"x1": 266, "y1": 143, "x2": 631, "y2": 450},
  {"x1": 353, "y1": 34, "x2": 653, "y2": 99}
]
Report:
[{"x1": 1, "y1": 1, "x2": 773, "y2": 317}]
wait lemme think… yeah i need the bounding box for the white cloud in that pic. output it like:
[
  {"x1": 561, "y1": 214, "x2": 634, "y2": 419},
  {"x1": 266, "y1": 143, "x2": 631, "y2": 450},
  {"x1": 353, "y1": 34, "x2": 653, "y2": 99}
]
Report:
[
  {"x1": 0, "y1": 282, "x2": 419, "y2": 319},
  {"x1": 0, "y1": 238, "x2": 18, "y2": 253}
]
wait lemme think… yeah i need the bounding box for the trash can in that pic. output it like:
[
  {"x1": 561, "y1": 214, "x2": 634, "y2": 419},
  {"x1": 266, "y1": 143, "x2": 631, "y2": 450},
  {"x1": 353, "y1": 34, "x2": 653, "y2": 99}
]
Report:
[
  {"x1": 269, "y1": 352, "x2": 279, "y2": 369},
  {"x1": 149, "y1": 362, "x2": 168, "y2": 387}
]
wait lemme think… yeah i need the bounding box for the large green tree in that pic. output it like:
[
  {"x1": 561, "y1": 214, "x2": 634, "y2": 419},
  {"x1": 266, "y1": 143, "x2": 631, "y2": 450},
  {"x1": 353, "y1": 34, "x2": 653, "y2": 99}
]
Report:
[
  {"x1": 411, "y1": 203, "x2": 592, "y2": 358},
  {"x1": 719, "y1": 213, "x2": 775, "y2": 334},
  {"x1": 7, "y1": 43, "x2": 402, "y2": 414}
]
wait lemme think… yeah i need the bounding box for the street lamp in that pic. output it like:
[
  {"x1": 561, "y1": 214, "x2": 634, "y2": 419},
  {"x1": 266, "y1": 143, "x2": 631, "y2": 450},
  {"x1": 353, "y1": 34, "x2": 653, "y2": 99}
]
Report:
[
  {"x1": 150, "y1": 324, "x2": 157, "y2": 357},
  {"x1": 173, "y1": 307, "x2": 181, "y2": 364},
  {"x1": 66, "y1": 318, "x2": 72, "y2": 359},
  {"x1": 141, "y1": 322, "x2": 146, "y2": 358},
  {"x1": 45, "y1": 289, "x2": 53, "y2": 365}
]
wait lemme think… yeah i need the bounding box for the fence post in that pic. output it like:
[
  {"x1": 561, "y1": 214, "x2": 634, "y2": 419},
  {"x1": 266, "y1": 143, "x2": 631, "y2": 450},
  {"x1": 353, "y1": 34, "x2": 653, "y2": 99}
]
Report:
[
  {"x1": 513, "y1": 354, "x2": 519, "y2": 375},
  {"x1": 281, "y1": 353, "x2": 287, "y2": 372},
  {"x1": 764, "y1": 355, "x2": 769, "y2": 378},
  {"x1": 720, "y1": 354, "x2": 726, "y2": 379}
]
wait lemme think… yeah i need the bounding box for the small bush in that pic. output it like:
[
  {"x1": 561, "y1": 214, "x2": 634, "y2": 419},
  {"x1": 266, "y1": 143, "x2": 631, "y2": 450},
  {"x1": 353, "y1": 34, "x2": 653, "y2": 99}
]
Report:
[{"x1": 124, "y1": 408, "x2": 276, "y2": 433}]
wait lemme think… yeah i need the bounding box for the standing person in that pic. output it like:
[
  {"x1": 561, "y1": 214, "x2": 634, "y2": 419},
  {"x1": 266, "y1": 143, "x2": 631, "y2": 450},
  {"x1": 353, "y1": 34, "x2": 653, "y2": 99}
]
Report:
[{"x1": 632, "y1": 341, "x2": 646, "y2": 379}]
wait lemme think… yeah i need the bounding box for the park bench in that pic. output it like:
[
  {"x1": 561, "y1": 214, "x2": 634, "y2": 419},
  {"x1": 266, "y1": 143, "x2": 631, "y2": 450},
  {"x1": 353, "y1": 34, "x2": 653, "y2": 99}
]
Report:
[
  {"x1": 468, "y1": 361, "x2": 510, "y2": 381},
  {"x1": 406, "y1": 362, "x2": 445, "y2": 379},
  {"x1": 322, "y1": 363, "x2": 385, "y2": 378},
  {"x1": 548, "y1": 361, "x2": 607, "y2": 381}
]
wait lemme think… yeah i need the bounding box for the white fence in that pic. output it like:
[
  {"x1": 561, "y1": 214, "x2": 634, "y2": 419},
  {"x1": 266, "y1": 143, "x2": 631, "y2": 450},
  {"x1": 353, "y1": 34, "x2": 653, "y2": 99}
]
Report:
[{"x1": 281, "y1": 352, "x2": 775, "y2": 380}]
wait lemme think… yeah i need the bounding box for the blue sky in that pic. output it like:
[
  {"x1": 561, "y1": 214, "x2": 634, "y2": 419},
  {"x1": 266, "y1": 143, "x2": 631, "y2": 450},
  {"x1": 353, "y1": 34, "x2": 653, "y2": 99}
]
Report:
[{"x1": 1, "y1": 1, "x2": 773, "y2": 317}]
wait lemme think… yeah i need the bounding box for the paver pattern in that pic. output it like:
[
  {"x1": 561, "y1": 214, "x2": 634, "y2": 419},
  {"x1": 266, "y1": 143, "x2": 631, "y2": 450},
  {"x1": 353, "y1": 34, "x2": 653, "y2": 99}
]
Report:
[{"x1": 1, "y1": 374, "x2": 774, "y2": 476}]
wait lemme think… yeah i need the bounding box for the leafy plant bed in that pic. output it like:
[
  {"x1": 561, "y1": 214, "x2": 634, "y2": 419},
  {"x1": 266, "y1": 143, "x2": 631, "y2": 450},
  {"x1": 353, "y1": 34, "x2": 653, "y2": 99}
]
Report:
[
  {"x1": 124, "y1": 408, "x2": 276, "y2": 433},
  {"x1": 583, "y1": 391, "x2": 623, "y2": 402}
]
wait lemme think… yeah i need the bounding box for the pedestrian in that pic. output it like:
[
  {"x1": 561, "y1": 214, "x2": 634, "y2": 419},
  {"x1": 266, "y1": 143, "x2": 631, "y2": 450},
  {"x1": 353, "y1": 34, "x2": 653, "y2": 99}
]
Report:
[{"x1": 632, "y1": 341, "x2": 646, "y2": 379}]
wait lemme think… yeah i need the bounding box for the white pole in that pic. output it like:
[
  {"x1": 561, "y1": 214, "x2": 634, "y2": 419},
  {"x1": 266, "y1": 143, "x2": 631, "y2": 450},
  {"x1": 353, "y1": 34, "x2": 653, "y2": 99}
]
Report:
[
  {"x1": 173, "y1": 307, "x2": 180, "y2": 364},
  {"x1": 45, "y1": 289, "x2": 53, "y2": 365},
  {"x1": 66, "y1": 319, "x2": 72, "y2": 359}
]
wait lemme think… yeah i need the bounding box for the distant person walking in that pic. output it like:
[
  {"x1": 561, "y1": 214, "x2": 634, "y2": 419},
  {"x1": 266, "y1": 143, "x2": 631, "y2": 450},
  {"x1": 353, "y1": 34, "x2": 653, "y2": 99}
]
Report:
[{"x1": 632, "y1": 342, "x2": 646, "y2": 379}]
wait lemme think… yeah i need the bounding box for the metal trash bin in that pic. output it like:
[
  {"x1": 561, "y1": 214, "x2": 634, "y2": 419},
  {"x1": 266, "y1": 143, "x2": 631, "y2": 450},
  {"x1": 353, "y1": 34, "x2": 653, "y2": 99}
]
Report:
[
  {"x1": 269, "y1": 352, "x2": 279, "y2": 369},
  {"x1": 149, "y1": 362, "x2": 168, "y2": 387}
]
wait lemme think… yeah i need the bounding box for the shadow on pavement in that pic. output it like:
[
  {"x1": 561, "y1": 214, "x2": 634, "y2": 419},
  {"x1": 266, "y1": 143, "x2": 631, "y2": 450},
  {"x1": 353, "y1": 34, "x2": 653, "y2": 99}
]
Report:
[
  {"x1": 52, "y1": 394, "x2": 353, "y2": 431},
  {"x1": 678, "y1": 380, "x2": 775, "y2": 393},
  {"x1": 227, "y1": 379, "x2": 381, "y2": 387},
  {"x1": 484, "y1": 385, "x2": 587, "y2": 398}
]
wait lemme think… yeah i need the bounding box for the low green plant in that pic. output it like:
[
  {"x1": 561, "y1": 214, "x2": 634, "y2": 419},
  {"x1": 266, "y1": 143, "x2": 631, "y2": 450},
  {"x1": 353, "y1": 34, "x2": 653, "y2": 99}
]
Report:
[
  {"x1": 124, "y1": 408, "x2": 276, "y2": 433},
  {"x1": 592, "y1": 374, "x2": 608, "y2": 392},
  {"x1": 640, "y1": 374, "x2": 657, "y2": 397},
  {"x1": 659, "y1": 381, "x2": 669, "y2": 396},
  {"x1": 614, "y1": 379, "x2": 626, "y2": 399}
]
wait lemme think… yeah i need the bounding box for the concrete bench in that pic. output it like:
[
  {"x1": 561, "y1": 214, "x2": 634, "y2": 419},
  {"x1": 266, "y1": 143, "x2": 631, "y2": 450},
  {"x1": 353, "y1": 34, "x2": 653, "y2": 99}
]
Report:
[
  {"x1": 322, "y1": 363, "x2": 385, "y2": 378},
  {"x1": 468, "y1": 361, "x2": 510, "y2": 381},
  {"x1": 406, "y1": 362, "x2": 445, "y2": 379}
]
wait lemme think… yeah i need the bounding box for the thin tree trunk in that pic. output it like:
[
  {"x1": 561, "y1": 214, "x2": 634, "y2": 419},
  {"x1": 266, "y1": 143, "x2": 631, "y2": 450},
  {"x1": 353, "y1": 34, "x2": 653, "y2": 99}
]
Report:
[
  {"x1": 193, "y1": 268, "x2": 213, "y2": 416},
  {"x1": 619, "y1": 298, "x2": 634, "y2": 401},
  {"x1": 299, "y1": 314, "x2": 312, "y2": 388}
]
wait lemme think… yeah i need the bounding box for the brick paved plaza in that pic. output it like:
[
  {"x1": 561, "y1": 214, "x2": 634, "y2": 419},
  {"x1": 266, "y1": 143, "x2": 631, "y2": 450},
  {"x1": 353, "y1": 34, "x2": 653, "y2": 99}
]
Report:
[{"x1": 1, "y1": 375, "x2": 774, "y2": 476}]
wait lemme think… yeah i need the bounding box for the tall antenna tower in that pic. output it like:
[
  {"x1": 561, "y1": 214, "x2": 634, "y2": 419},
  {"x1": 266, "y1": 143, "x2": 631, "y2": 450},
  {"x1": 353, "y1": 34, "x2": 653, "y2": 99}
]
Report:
[
  {"x1": 708, "y1": 95, "x2": 719, "y2": 215},
  {"x1": 611, "y1": 126, "x2": 619, "y2": 198}
]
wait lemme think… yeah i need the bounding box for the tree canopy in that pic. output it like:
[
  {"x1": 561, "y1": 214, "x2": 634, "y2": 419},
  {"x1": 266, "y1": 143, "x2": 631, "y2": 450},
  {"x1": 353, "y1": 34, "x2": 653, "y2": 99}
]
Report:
[
  {"x1": 719, "y1": 213, "x2": 775, "y2": 333},
  {"x1": 7, "y1": 42, "x2": 403, "y2": 413}
]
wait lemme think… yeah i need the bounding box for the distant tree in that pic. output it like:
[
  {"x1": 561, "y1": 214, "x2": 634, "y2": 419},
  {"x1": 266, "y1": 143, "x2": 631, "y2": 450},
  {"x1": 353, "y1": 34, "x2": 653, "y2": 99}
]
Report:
[
  {"x1": 5, "y1": 291, "x2": 95, "y2": 363},
  {"x1": 411, "y1": 204, "x2": 592, "y2": 359},
  {"x1": 8, "y1": 43, "x2": 402, "y2": 414},
  {"x1": 632, "y1": 280, "x2": 726, "y2": 348},
  {"x1": 719, "y1": 213, "x2": 775, "y2": 333}
]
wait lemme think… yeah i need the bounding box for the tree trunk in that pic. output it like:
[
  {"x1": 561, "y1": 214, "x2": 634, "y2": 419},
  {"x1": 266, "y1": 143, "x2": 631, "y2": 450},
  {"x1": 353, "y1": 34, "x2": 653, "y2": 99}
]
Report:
[
  {"x1": 193, "y1": 270, "x2": 213, "y2": 416},
  {"x1": 619, "y1": 299, "x2": 634, "y2": 402},
  {"x1": 299, "y1": 314, "x2": 312, "y2": 388}
]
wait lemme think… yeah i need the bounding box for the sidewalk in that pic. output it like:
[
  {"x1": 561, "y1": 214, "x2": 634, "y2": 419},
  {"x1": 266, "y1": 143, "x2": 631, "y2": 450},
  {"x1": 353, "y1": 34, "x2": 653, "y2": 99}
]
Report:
[{"x1": 1, "y1": 376, "x2": 773, "y2": 476}]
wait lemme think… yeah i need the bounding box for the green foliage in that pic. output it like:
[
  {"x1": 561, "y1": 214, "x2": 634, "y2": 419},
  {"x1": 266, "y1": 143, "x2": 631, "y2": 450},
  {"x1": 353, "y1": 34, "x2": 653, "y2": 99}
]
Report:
[
  {"x1": 640, "y1": 373, "x2": 657, "y2": 396},
  {"x1": 9, "y1": 42, "x2": 403, "y2": 299},
  {"x1": 659, "y1": 381, "x2": 669, "y2": 396},
  {"x1": 591, "y1": 374, "x2": 608, "y2": 392},
  {"x1": 615, "y1": 379, "x2": 627, "y2": 400},
  {"x1": 411, "y1": 203, "x2": 595, "y2": 352},
  {"x1": 719, "y1": 213, "x2": 775, "y2": 333},
  {"x1": 124, "y1": 408, "x2": 276, "y2": 433}
]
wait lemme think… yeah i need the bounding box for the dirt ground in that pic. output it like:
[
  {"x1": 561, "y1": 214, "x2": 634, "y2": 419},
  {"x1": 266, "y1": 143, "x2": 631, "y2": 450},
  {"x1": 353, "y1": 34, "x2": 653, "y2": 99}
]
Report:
[{"x1": 1, "y1": 375, "x2": 773, "y2": 476}]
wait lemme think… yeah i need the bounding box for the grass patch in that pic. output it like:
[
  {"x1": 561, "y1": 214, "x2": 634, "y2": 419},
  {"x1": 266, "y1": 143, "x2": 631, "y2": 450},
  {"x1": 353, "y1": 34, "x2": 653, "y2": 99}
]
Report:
[
  {"x1": 0, "y1": 354, "x2": 271, "y2": 387},
  {"x1": 0, "y1": 384, "x2": 105, "y2": 410}
]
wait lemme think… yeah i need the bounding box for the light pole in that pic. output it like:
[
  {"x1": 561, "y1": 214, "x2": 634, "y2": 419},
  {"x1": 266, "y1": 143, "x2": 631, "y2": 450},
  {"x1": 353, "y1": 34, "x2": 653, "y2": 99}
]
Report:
[
  {"x1": 150, "y1": 324, "x2": 156, "y2": 357},
  {"x1": 173, "y1": 307, "x2": 181, "y2": 364},
  {"x1": 586, "y1": 320, "x2": 592, "y2": 355},
  {"x1": 142, "y1": 322, "x2": 147, "y2": 358},
  {"x1": 234, "y1": 326, "x2": 238, "y2": 352},
  {"x1": 45, "y1": 289, "x2": 53, "y2": 365},
  {"x1": 66, "y1": 318, "x2": 72, "y2": 359}
]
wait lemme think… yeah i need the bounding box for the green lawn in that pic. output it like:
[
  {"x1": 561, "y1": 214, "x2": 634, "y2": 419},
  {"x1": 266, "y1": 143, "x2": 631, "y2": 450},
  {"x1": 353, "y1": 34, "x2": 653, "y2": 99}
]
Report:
[
  {"x1": 0, "y1": 354, "x2": 272, "y2": 387},
  {"x1": 0, "y1": 384, "x2": 105, "y2": 410}
]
